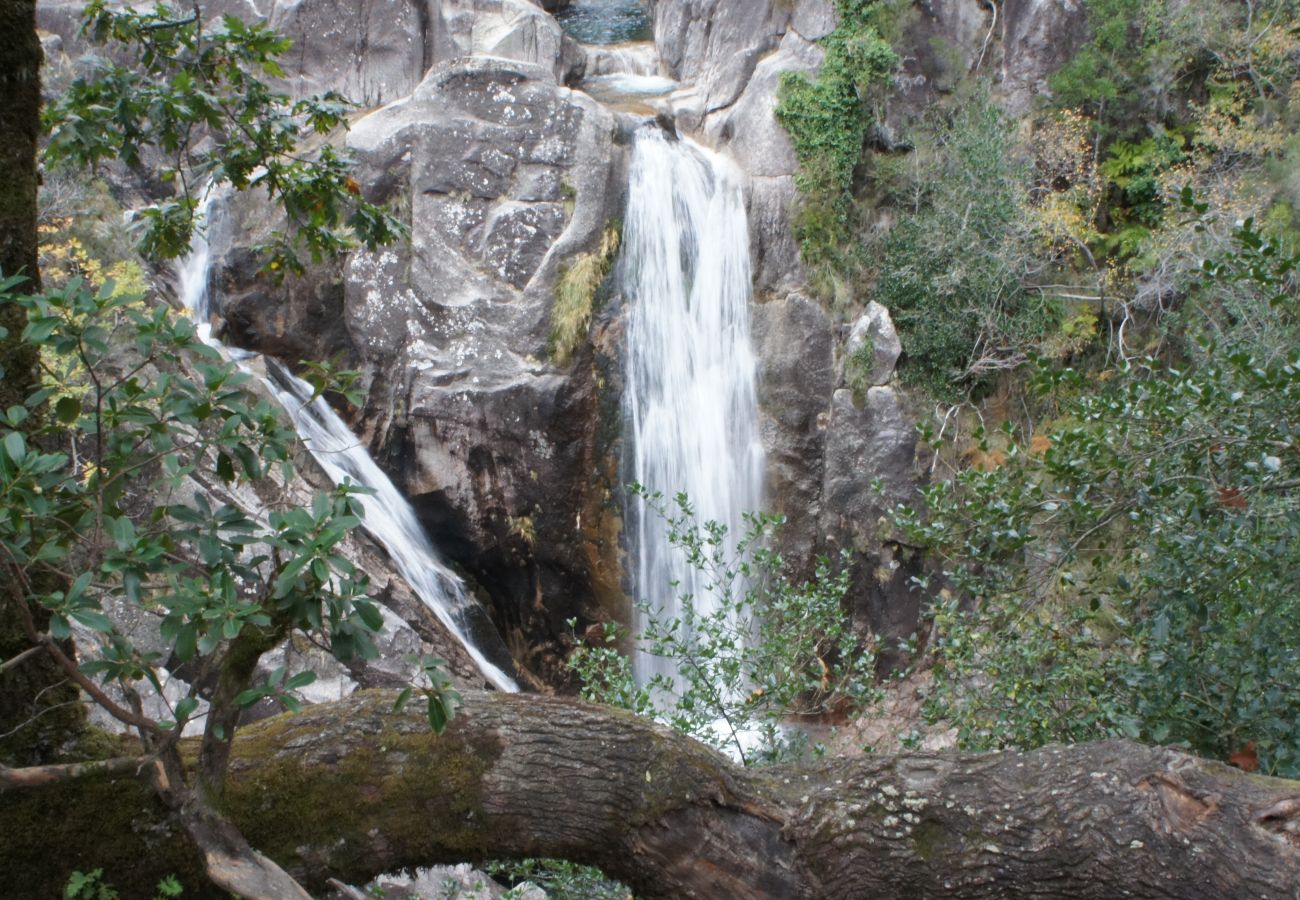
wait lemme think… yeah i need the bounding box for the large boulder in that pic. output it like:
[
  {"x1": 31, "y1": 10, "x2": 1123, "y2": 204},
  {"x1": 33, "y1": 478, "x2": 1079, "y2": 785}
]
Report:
[
  {"x1": 647, "y1": 0, "x2": 789, "y2": 112},
  {"x1": 340, "y1": 58, "x2": 624, "y2": 681},
  {"x1": 208, "y1": 55, "x2": 626, "y2": 684},
  {"x1": 434, "y1": 0, "x2": 586, "y2": 85}
]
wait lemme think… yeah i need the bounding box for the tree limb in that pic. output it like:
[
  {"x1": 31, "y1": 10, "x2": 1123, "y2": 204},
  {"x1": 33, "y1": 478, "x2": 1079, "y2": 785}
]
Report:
[
  {"x1": 0, "y1": 754, "x2": 154, "y2": 791},
  {"x1": 6, "y1": 691, "x2": 1298, "y2": 898},
  {"x1": 201, "y1": 691, "x2": 1297, "y2": 899}
]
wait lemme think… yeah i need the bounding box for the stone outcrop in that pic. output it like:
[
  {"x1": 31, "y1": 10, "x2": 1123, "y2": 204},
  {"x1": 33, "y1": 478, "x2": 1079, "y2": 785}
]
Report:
[
  {"x1": 343, "y1": 58, "x2": 623, "y2": 681},
  {"x1": 751, "y1": 292, "x2": 835, "y2": 567},
  {"x1": 210, "y1": 51, "x2": 626, "y2": 682}
]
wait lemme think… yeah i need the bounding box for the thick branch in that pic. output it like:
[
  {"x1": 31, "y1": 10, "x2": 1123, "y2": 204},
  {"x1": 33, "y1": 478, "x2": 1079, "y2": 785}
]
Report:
[
  {"x1": 208, "y1": 691, "x2": 1297, "y2": 899},
  {"x1": 5, "y1": 690, "x2": 1298, "y2": 899}
]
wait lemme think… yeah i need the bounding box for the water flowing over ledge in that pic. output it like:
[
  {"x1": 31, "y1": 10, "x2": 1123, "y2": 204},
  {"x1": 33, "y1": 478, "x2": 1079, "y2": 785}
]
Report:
[
  {"x1": 176, "y1": 198, "x2": 519, "y2": 693},
  {"x1": 620, "y1": 127, "x2": 765, "y2": 686}
]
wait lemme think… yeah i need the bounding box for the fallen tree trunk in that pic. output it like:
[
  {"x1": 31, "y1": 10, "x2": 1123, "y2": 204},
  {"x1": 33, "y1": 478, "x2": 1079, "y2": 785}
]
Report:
[{"x1": 6, "y1": 690, "x2": 1299, "y2": 898}]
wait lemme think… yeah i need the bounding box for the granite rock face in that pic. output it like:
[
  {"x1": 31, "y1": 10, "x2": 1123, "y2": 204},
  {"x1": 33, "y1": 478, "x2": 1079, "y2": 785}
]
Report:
[
  {"x1": 998, "y1": 0, "x2": 1090, "y2": 113},
  {"x1": 751, "y1": 292, "x2": 835, "y2": 566},
  {"x1": 212, "y1": 54, "x2": 625, "y2": 682},
  {"x1": 820, "y1": 387, "x2": 921, "y2": 669}
]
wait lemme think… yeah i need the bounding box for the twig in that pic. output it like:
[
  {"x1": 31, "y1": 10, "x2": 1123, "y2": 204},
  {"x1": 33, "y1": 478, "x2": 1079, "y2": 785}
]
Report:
[
  {"x1": 974, "y1": 0, "x2": 998, "y2": 73},
  {"x1": 0, "y1": 644, "x2": 44, "y2": 675},
  {"x1": 0, "y1": 755, "x2": 156, "y2": 792}
]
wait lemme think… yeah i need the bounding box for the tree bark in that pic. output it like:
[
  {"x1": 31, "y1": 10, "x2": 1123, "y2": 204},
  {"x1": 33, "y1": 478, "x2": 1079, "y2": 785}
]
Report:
[
  {"x1": 9, "y1": 690, "x2": 1295, "y2": 899},
  {"x1": 0, "y1": 0, "x2": 88, "y2": 766}
]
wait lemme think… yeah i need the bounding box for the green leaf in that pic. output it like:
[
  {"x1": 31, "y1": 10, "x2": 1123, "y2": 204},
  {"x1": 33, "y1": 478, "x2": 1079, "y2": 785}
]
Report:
[
  {"x1": 69, "y1": 608, "x2": 114, "y2": 634},
  {"x1": 353, "y1": 599, "x2": 384, "y2": 632},
  {"x1": 175, "y1": 696, "x2": 199, "y2": 720},
  {"x1": 109, "y1": 515, "x2": 135, "y2": 550},
  {"x1": 427, "y1": 693, "x2": 451, "y2": 733},
  {"x1": 216, "y1": 450, "x2": 235, "y2": 482},
  {"x1": 235, "y1": 688, "x2": 265, "y2": 707},
  {"x1": 285, "y1": 670, "x2": 316, "y2": 690},
  {"x1": 3, "y1": 431, "x2": 25, "y2": 464},
  {"x1": 174, "y1": 624, "x2": 198, "y2": 661},
  {"x1": 66, "y1": 571, "x2": 93, "y2": 604},
  {"x1": 55, "y1": 395, "x2": 82, "y2": 424}
]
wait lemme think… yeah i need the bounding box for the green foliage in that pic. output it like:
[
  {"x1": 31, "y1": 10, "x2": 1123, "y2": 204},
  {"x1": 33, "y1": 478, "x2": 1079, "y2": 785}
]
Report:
[
  {"x1": 43, "y1": 0, "x2": 405, "y2": 273},
  {"x1": 65, "y1": 869, "x2": 183, "y2": 899},
  {"x1": 0, "y1": 274, "x2": 390, "y2": 746},
  {"x1": 486, "y1": 859, "x2": 630, "y2": 900},
  {"x1": 894, "y1": 217, "x2": 1300, "y2": 775},
  {"x1": 1096, "y1": 134, "x2": 1190, "y2": 255},
  {"x1": 1048, "y1": 0, "x2": 1217, "y2": 142},
  {"x1": 393, "y1": 655, "x2": 463, "y2": 734},
  {"x1": 776, "y1": 0, "x2": 896, "y2": 273},
  {"x1": 870, "y1": 92, "x2": 1061, "y2": 395},
  {"x1": 569, "y1": 488, "x2": 878, "y2": 766}
]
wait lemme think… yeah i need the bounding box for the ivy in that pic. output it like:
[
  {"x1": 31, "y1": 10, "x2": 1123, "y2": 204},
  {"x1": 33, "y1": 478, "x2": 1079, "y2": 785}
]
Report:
[{"x1": 776, "y1": 0, "x2": 897, "y2": 272}]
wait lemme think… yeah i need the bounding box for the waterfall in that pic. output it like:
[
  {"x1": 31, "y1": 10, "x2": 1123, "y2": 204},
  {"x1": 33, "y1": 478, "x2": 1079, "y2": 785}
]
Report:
[
  {"x1": 175, "y1": 198, "x2": 519, "y2": 693},
  {"x1": 621, "y1": 128, "x2": 765, "y2": 686}
]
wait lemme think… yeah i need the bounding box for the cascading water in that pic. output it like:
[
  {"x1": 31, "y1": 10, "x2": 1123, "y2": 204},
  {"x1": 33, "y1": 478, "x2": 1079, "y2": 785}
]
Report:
[
  {"x1": 621, "y1": 128, "x2": 765, "y2": 686},
  {"x1": 176, "y1": 198, "x2": 518, "y2": 692}
]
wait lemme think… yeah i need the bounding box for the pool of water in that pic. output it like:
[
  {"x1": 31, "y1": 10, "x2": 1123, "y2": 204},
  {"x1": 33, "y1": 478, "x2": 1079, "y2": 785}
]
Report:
[{"x1": 555, "y1": 0, "x2": 652, "y2": 44}]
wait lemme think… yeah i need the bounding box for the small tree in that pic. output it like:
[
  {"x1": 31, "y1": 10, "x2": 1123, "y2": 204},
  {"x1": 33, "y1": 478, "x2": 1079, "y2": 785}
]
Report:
[{"x1": 0, "y1": 5, "x2": 450, "y2": 896}]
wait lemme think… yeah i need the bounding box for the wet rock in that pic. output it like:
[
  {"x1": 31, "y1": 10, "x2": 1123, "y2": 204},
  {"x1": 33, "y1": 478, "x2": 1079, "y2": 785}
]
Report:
[{"x1": 331, "y1": 58, "x2": 622, "y2": 680}]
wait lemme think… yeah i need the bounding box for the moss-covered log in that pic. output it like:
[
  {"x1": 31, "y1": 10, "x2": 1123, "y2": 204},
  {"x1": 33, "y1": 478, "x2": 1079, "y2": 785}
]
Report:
[{"x1": 5, "y1": 689, "x2": 1299, "y2": 898}]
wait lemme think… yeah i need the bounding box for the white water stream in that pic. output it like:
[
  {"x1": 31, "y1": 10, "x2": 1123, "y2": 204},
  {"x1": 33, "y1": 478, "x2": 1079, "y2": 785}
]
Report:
[
  {"x1": 177, "y1": 201, "x2": 518, "y2": 693},
  {"x1": 621, "y1": 129, "x2": 765, "y2": 686}
]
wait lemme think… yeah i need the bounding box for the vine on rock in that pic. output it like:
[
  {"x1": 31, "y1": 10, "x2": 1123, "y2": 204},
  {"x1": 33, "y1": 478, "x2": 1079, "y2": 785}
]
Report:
[{"x1": 776, "y1": 0, "x2": 897, "y2": 276}]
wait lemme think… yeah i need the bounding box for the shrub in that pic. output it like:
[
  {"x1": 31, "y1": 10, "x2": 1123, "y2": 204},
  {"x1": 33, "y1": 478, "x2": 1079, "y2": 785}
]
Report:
[
  {"x1": 548, "y1": 225, "x2": 620, "y2": 366},
  {"x1": 869, "y1": 91, "x2": 1062, "y2": 395},
  {"x1": 776, "y1": 0, "x2": 897, "y2": 275},
  {"x1": 894, "y1": 216, "x2": 1300, "y2": 775}
]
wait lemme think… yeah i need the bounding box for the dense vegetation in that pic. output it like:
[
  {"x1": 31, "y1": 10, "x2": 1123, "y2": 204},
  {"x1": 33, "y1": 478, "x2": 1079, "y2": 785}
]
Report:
[
  {"x1": 778, "y1": 0, "x2": 1300, "y2": 776},
  {"x1": 2, "y1": 6, "x2": 452, "y2": 894}
]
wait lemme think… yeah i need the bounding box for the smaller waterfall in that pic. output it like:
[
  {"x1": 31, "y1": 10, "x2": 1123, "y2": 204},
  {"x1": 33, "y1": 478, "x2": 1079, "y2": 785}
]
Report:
[
  {"x1": 621, "y1": 128, "x2": 765, "y2": 687},
  {"x1": 585, "y1": 43, "x2": 661, "y2": 77},
  {"x1": 176, "y1": 199, "x2": 518, "y2": 693}
]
